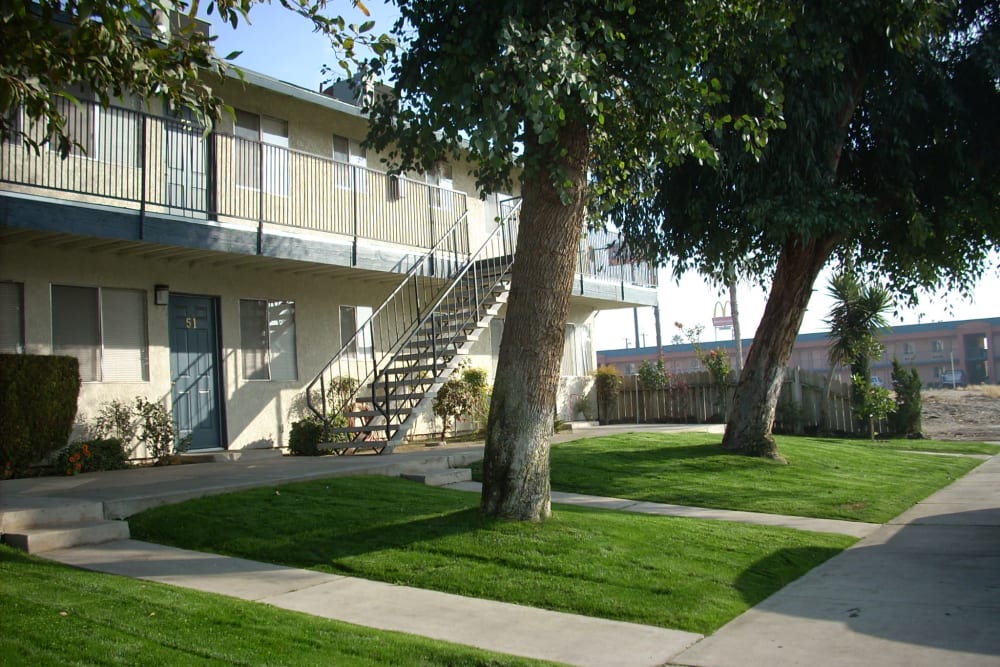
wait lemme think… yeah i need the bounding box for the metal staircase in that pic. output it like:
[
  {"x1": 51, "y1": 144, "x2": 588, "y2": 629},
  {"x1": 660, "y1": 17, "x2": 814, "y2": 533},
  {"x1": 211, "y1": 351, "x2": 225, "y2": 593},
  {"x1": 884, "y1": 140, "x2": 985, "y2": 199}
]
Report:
[{"x1": 305, "y1": 199, "x2": 521, "y2": 454}]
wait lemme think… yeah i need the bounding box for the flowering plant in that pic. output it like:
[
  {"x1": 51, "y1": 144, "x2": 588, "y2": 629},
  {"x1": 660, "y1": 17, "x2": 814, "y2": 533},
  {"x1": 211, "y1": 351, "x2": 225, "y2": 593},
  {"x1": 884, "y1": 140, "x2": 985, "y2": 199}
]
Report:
[{"x1": 56, "y1": 442, "x2": 93, "y2": 476}]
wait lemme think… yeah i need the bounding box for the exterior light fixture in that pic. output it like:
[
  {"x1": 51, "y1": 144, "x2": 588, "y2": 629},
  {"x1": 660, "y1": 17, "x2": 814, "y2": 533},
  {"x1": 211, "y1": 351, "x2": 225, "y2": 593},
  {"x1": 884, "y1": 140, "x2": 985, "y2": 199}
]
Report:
[{"x1": 154, "y1": 284, "x2": 170, "y2": 306}]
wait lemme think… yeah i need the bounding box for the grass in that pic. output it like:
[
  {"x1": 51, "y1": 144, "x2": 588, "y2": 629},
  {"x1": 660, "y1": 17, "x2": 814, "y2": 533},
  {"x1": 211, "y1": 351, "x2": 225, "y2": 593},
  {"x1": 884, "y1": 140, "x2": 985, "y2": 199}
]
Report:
[
  {"x1": 129, "y1": 476, "x2": 854, "y2": 635},
  {"x1": 0, "y1": 545, "x2": 552, "y2": 667},
  {"x1": 534, "y1": 432, "x2": 990, "y2": 522}
]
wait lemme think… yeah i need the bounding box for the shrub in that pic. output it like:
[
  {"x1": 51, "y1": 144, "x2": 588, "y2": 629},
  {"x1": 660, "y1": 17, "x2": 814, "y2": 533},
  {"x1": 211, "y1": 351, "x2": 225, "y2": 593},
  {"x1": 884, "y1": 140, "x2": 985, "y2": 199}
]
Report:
[
  {"x1": 54, "y1": 438, "x2": 129, "y2": 476},
  {"x1": 0, "y1": 354, "x2": 80, "y2": 478},
  {"x1": 133, "y1": 397, "x2": 180, "y2": 463},
  {"x1": 433, "y1": 364, "x2": 491, "y2": 439},
  {"x1": 593, "y1": 365, "x2": 623, "y2": 425},
  {"x1": 289, "y1": 418, "x2": 326, "y2": 456},
  {"x1": 92, "y1": 399, "x2": 137, "y2": 444},
  {"x1": 890, "y1": 359, "x2": 923, "y2": 437}
]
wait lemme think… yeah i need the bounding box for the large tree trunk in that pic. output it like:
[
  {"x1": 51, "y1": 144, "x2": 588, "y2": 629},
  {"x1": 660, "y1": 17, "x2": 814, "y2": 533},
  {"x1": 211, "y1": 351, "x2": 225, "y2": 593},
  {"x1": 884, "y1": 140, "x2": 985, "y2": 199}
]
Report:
[
  {"x1": 480, "y1": 121, "x2": 590, "y2": 521},
  {"x1": 721, "y1": 234, "x2": 838, "y2": 460}
]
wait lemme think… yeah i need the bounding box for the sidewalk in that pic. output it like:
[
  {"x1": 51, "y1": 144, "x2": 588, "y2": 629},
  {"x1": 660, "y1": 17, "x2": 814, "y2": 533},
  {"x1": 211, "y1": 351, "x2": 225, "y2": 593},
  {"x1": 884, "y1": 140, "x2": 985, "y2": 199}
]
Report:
[{"x1": 2, "y1": 429, "x2": 998, "y2": 666}]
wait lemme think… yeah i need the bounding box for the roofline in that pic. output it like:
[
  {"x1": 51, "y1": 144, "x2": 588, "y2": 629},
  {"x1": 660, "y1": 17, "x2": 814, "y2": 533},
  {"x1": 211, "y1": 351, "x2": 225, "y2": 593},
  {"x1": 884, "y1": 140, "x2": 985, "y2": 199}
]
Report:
[
  {"x1": 225, "y1": 66, "x2": 367, "y2": 119},
  {"x1": 597, "y1": 315, "x2": 1000, "y2": 358}
]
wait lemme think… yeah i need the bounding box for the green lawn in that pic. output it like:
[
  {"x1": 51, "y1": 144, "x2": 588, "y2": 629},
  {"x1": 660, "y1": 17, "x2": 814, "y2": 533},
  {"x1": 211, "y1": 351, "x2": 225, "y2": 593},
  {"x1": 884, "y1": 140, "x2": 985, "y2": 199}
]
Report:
[
  {"x1": 129, "y1": 476, "x2": 854, "y2": 635},
  {"x1": 540, "y1": 432, "x2": 991, "y2": 522},
  {"x1": 0, "y1": 545, "x2": 553, "y2": 666}
]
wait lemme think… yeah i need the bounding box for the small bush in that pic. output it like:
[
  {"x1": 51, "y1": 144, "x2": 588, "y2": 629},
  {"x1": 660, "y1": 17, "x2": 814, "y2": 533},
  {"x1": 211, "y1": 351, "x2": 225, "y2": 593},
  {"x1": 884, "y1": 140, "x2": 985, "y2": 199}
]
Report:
[
  {"x1": 890, "y1": 359, "x2": 923, "y2": 437},
  {"x1": 0, "y1": 354, "x2": 80, "y2": 478},
  {"x1": 54, "y1": 439, "x2": 130, "y2": 476},
  {"x1": 593, "y1": 365, "x2": 623, "y2": 425},
  {"x1": 289, "y1": 418, "x2": 326, "y2": 456}
]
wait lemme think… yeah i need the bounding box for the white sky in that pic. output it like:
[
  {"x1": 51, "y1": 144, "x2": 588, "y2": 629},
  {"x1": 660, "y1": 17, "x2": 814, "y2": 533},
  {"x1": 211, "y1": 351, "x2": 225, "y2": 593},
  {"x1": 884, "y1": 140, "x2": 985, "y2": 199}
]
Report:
[{"x1": 204, "y1": 3, "x2": 1000, "y2": 352}]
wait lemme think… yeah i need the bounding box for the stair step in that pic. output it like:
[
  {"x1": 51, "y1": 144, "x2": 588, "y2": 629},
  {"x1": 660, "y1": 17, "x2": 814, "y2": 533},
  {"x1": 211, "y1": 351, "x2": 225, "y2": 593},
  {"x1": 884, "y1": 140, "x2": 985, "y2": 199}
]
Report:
[
  {"x1": 401, "y1": 468, "x2": 473, "y2": 486},
  {"x1": 0, "y1": 499, "x2": 105, "y2": 532},
  {"x1": 2, "y1": 519, "x2": 130, "y2": 554}
]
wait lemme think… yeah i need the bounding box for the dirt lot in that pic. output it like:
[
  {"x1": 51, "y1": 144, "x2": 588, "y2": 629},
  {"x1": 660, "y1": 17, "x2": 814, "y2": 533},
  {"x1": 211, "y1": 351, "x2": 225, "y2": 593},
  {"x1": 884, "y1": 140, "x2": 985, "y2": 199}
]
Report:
[{"x1": 921, "y1": 386, "x2": 1000, "y2": 441}]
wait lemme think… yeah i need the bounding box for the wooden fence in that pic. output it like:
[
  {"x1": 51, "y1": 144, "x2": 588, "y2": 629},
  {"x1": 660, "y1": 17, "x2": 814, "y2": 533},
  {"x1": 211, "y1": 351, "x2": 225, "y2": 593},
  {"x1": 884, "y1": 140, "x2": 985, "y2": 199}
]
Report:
[{"x1": 604, "y1": 368, "x2": 875, "y2": 436}]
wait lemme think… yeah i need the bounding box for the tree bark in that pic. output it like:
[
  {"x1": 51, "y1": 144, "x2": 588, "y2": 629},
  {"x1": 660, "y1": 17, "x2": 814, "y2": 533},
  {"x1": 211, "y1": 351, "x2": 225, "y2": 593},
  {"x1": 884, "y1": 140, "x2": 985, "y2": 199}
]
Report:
[
  {"x1": 480, "y1": 120, "x2": 590, "y2": 521},
  {"x1": 721, "y1": 234, "x2": 838, "y2": 460}
]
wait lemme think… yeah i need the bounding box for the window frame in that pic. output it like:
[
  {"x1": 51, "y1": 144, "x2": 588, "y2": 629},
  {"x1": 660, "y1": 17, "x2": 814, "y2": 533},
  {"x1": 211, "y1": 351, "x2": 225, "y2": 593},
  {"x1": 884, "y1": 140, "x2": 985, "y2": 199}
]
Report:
[
  {"x1": 50, "y1": 284, "x2": 149, "y2": 383},
  {"x1": 239, "y1": 298, "x2": 298, "y2": 382},
  {"x1": 0, "y1": 281, "x2": 25, "y2": 354},
  {"x1": 234, "y1": 109, "x2": 290, "y2": 196}
]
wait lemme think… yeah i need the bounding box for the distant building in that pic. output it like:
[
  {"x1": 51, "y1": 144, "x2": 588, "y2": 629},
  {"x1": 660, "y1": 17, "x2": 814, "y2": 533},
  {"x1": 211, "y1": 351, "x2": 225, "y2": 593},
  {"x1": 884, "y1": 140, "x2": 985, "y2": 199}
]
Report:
[{"x1": 598, "y1": 317, "x2": 999, "y2": 387}]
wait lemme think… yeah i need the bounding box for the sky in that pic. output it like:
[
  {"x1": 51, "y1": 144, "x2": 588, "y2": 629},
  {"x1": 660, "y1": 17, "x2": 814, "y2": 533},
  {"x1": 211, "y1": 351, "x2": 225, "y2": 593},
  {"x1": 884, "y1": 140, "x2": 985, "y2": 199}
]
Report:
[{"x1": 203, "y1": 3, "x2": 999, "y2": 352}]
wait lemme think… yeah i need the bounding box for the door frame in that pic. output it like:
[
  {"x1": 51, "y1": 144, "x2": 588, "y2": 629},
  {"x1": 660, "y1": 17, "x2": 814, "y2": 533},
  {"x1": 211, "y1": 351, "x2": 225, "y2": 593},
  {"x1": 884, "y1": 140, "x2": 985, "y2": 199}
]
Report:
[{"x1": 168, "y1": 293, "x2": 227, "y2": 450}]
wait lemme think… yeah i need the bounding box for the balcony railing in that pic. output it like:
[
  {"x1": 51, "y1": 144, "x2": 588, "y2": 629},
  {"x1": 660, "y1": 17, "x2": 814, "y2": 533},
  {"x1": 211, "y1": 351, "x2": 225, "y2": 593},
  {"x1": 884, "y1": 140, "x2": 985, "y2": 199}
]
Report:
[
  {"x1": 580, "y1": 228, "x2": 658, "y2": 288},
  {"x1": 1, "y1": 102, "x2": 657, "y2": 290},
  {"x1": 0, "y1": 103, "x2": 469, "y2": 254}
]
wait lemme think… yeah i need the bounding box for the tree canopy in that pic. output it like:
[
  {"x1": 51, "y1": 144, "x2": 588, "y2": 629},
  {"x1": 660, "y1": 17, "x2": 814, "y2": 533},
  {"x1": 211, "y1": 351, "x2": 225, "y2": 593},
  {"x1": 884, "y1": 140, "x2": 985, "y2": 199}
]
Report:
[
  {"x1": 366, "y1": 0, "x2": 787, "y2": 519},
  {"x1": 0, "y1": 0, "x2": 388, "y2": 154},
  {"x1": 610, "y1": 0, "x2": 999, "y2": 458}
]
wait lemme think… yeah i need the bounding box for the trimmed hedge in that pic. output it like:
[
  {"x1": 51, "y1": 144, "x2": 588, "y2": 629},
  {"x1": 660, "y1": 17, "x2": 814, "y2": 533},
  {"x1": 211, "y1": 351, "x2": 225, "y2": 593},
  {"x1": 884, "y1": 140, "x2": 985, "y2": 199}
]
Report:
[{"x1": 0, "y1": 355, "x2": 80, "y2": 478}]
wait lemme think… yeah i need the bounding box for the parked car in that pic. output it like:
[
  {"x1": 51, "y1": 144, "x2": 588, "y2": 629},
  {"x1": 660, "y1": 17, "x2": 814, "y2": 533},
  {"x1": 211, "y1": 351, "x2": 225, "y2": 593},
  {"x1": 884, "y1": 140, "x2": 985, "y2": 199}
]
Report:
[{"x1": 937, "y1": 370, "x2": 967, "y2": 388}]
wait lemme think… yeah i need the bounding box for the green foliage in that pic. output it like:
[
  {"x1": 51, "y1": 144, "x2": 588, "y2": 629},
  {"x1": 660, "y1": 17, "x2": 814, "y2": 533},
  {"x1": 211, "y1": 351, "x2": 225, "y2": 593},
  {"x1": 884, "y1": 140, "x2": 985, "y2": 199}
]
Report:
[
  {"x1": 133, "y1": 397, "x2": 180, "y2": 462},
  {"x1": 0, "y1": 0, "x2": 392, "y2": 155},
  {"x1": 433, "y1": 365, "x2": 491, "y2": 439},
  {"x1": 825, "y1": 269, "x2": 892, "y2": 388},
  {"x1": 367, "y1": 1, "x2": 784, "y2": 216},
  {"x1": 54, "y1": 439, "x2": 129, "y2": 476},
  {"x1": 673, "y1": 322, "x2": 731, "y2": 385},
  {"x1": 0, "y1": 354, "x2": 80, "y2": 478},
  {"x1": 288, "y1": 418, "x2": 326, "y2": 457},
  {"x1": 91, "y1": 398, "x2": 138, "y2": 443},
  {"x1": 637, "y1": 359, "x2": 667, "y2": 389},
  {"x1": 613, "y1": 2, "x2": 999, "y2": 299},
  {"x1": 890, "y1": 359, "x2": 923, "y2": 437},
  {"x1": 593, "y1": 365, "x2": 623, "y2": 424},
  {"x1": 852, "y1": 375, "x2": 896, "y2": 440}
]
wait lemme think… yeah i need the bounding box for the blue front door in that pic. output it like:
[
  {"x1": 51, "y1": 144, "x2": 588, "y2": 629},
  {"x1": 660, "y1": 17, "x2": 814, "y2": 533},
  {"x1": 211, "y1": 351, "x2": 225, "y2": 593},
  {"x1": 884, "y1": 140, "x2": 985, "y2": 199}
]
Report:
[{"x1": 169, "y1": 295, "x2": 223, "y2": 450}]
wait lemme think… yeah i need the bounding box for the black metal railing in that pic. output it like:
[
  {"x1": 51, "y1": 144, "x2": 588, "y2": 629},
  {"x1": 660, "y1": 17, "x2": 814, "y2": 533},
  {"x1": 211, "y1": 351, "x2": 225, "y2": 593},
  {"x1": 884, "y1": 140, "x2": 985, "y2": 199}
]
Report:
[{"x1": 305, "y1": 198, "x2": 521, "y2": 449}]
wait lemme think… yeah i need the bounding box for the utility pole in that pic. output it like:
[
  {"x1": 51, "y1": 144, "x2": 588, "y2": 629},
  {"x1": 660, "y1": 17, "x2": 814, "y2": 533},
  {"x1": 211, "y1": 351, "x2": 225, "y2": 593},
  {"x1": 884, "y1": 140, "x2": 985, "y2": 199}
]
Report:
[
  {"x1": 653, "y1": 303, "x2": 663, "y2": 363},
  {"x1": 633, "y1": 307, "x2": 641, "y2": 350},
  {"x1": 728, "y1": 267, "x2": 744, "y2": 374}
]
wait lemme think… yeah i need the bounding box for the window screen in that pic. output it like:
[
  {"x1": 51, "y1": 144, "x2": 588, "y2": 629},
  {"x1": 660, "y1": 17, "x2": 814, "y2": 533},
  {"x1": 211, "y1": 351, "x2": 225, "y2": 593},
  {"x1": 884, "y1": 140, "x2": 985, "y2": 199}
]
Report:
[{"x1": 240, "y1": 299, "x2": 297, "y2": 381}]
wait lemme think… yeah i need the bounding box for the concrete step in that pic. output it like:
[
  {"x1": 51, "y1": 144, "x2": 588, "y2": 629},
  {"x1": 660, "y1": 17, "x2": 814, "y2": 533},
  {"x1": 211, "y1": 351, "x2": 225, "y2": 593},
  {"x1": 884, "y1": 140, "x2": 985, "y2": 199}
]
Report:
[
  {"x1": 401, "y1": 468, "x2": 473, "y2": 487},
  {"x1": 0, "y1": 499, "x2": 105, "y2": 533},
  {"x1": 2, "y1": 519, "x2": 130, "y2": 554}
]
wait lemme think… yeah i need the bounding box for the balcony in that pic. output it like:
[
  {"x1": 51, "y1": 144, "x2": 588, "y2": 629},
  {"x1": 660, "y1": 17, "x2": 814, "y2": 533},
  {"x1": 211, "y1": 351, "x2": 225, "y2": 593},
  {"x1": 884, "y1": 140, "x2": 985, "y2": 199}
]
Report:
[{"x1": 0, "y1": 103, "x2": 656, "y2": 294}]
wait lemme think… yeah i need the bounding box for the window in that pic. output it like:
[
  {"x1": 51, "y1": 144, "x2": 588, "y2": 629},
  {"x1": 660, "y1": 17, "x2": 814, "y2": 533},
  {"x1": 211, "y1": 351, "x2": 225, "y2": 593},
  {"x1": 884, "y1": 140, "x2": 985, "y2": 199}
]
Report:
[
  {"x1": 0, "y1": 282, "x2": 25, "y2": 353},
  {"x1": 426, "y1": 162, "x2": 454, "y2": 209},
  {"x1": 932, "y1": 339, "x2": 944, "y2": 353},
  {"x1": 51, "y1": 286, "x2": 148, "y2": 382},
  {"x1": 50, "y1": 89, "x2": 140, "y2": 164},
  {"x1": 560, "y1": 323, "x2": 594, "y2": 377},
  {"x1": 240, "y1": 299, "x2": 297, "y2": 381},
  {"x1": 339, "y1": 305, "x2": 373, "y2": 357},
  {"x1": 332, "y1": 133, "x2": 367, "y2": 190},
  {"x1": 903, "y1": 342, "x2": 915, "y2": 355},
  {"x1": 3, "y1": 107, "x2": 22, "y2": 146},
  {"x1": 234, "y1": 109, "x2": 289, "y2": 194}
]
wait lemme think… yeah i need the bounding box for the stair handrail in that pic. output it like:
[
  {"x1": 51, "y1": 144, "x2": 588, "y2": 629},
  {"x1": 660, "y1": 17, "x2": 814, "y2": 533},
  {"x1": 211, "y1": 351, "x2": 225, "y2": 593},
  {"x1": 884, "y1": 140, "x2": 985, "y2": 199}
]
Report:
[{"x1": 304, "y1": 198, "x2": 522, "y2": 433}]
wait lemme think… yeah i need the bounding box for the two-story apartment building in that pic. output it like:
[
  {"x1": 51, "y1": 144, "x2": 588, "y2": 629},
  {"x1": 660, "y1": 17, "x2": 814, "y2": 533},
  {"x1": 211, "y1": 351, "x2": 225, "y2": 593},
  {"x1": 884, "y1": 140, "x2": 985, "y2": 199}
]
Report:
[
  {"x1": 597, "y1": 317, "x2": 998, "y2": 387},
  {"x1": 0, "y1": 63, "x2": 657, "y2": 457}
]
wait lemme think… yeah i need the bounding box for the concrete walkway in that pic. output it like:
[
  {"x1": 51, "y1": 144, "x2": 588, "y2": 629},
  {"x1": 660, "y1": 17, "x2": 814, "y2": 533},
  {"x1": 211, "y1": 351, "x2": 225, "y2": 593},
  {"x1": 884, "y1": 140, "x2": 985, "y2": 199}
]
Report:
[{"x1": 2, "y1": 428, "x2": 999, "y2": 666}]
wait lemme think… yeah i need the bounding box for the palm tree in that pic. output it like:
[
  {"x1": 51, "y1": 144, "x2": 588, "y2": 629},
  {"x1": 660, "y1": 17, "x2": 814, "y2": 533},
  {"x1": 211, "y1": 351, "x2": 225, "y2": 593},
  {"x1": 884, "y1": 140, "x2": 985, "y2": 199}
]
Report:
[{"x1": 824, "y1": 269, "x2": 892, "y2": 434}]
